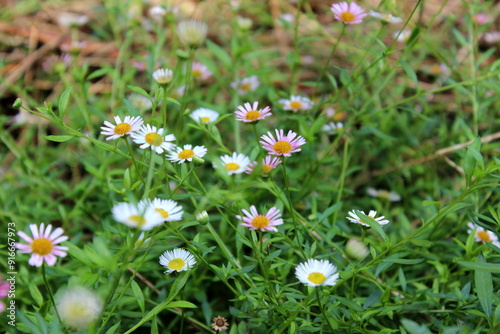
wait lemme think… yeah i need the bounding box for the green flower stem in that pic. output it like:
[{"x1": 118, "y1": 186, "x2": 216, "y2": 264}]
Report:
[
  {"x1": 42, "y1": 264, "x2": 66, "y2": 333},
  {"x1": 315, "y1": 288, "x2": 336, "y2": 332},
  {"x1": 289, "y1": 0, "x2": 303, "y2": 94},
  {"x1": 313, "y1": 24, "x2": 346, "y2": 99},
  {"x1": 176, "y1": 49, "x2": 195, "y2": 134},
  {"x1": 170, "y1": 165, "x2": 196, "y2": 196},
  {"x1": 143, "y1": 150, "x2": 157, "y2": 199},
  {"x1": 252, "y1": 123, "x2": 263, "y2": 157},
  {"x1": 161, "y1": 86, "x2": 170, "y2": 129},
  {"x1": 331, "y1": 135, "x2": 349, "y2": 226},
  {"x1": 98, "y1": 229, "x2": 142, "y2": 333},
  {"x1": 123, "y1": 137, "x2": 145, "y2": 184}
]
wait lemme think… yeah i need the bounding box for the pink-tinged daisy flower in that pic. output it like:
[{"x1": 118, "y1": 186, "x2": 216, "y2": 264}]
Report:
[
  {"x1": 331, "y1": 2, "x2": 367, "y2": 24},
  {"x1": 393, "y1": 29, "x2": 412, "y2": 42},
  {"x1": 167, "y1": 144, "x2": 207, "y2": 164},
  {"x1": 230, "y1": 75, "x2": 260, "y2": 95},
  {"x1": 0, "y1": 276, "x2": 10, "y2": 313},
  {"x1": 218, "y1": 152, "x2": 251, "y2": 175},
  {"x1": 467, "y1": 222, "x2": 500, "y2": 247},
  {"x1": 322, "y1": 122, "x2": 344, "y2": 134},
  {"x1": 346, "y1": 210, "x2": 389, "y2": 227},
  {"x1": 131, "y1": 124, "x2": 176, "y2": 154},
  {"x1": 234, "y1": 101, "x2": 272, "y2": 123},
  {"x1": 260, "y1": 129, "x2": 306, "y2": 157},
  {"x1": 278, "y1": 95, "x2": 313, "y2": 112},
  {"x1": 192, "y1": 62, "x2": 213, "y2": 81},
  {"x1": 16, "y1": 223, "x2": 68, "y2": 267},
  {"x1": 236, "y1": 205, "x2": 283, "y2": 232},
  {"x1": 100, "y1": 116, "x2": 143, "y2": 141},
  {"x1": 295, "y1": 259, "x2": 339, "y2": 287},
  {"x1": 366, "y1": 187, "x2": 401, "y2": 201},
  {"x1": 245, "y1": 156, "x2": 281, "y2": 176},
  {"x1": 190, "y1": 108, "x2": 219, "y2": 124}
]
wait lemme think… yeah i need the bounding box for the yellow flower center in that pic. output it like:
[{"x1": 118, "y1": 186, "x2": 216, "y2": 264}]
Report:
[
  {"x1": 377, "y1": 190, "x2": 390, "y2": 199},
  {"x1": 240, "y1": 83, "x2": 251, "y2": 91},
  {"x1": 251, "y1": 215, "x2": 270, "y2": 229},
  {"x1": 245, "y1": 110, "x2": 261, "y2": 121},
  {"x1": 178, "y1": 149, "x2": 195, "y2": 159},
  {"x1": 155, "y1": 208, "x2": 169, "y2": 219},
  {"x1": 273, "y1": 141, "x2": 292, "y2": 154},
  {"x1": 114, "y1": 123, "x2": 132, "y2": 135},
  {"x1": 225, "y1": 162, "x2": 240, "y2": 171},
  {"x1": 262, "y1": 164, "x2": 273, "y2": 174},
  {"x1": 129, "y1": 215, "x2": 146, "y2": 227},
  {"x1": 340, "y1": 11, "x2": 355, "y2": 22},
  {"x1": 478, "y1": 231, "x2": 491, "y2": 242},
  {"x1": 168, "y1": 258, "x2": 185, "y2": 270},
  {"x1": 308, "y1": 272, "x2": 326, "y2": 284},
  {"x1": 31, "y1": 238, "x2": 53, "y2": 256},
  {"x1": 200, "y1": 117, "x2": 211, "y2": 123},
  {"x1": 431, "y1": 65, "x2": 442, "y2": 74},
  {"x1": 289, "y1": 101, "x2": 302, "y2": 109},
  {"x1": 145, "y1": 132, "x2": 163, "y2": 146},
  {"x1": 67, "y1": 302, "x2": 89, "y2": 319},
  {"x1": 192, "y1": 69, "x2": 202, "y2": 77},
  {"x1": 332, "y1": 111, "x2": 346, "y2": 121}
]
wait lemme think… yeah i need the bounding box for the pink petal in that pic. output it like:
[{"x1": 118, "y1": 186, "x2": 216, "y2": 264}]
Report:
[
  {"x1": 17, "y1": 231, "x2": 33, "y2": 243},
  {"x1": 49, "y1": 227, "x2": 64, "y2": 241},
  {"x1": 43, "y1": 224, "x2": 53, "y2": 239},
  {"x1": 30, "y1": 224, "x2": 40, "y2": 239},
  {"x1": 29, "y1": 254, "x2": 43, "y2": 267},
  {"x1": 44, "y1": 254, "x2": 57, "y2": 266}
]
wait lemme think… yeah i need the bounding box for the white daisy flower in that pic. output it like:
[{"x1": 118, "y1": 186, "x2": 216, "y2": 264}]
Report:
[
  {"x1": 218, "y1": 152, "x2": 250, "y2": 175},
  {"x1": 393, "y1": 30, "x2": 412, "y2": 42},
  {"x1": 141, "y1": 198, "x2": 183, "y2": 222},
  {"x1": 111, "y1": 202, "x2": 164, "y2": 231},
  {"x1": 127, "y1": 93, "x2": 153, "y2": 112},
  {"x1": 159, "y1": 248, "x2": 196, "y2": 273},
  {"x1": 322, "y1": 122, "x2": 344, "y2": 134},
  {"x1": 152, "y1": 68, "x2": 173, "y2": 85},
  {"x1": 346, "y1": 210, "x2": 390, "y2": 227},
  {"x1": 190, "y1": 108, "x2": 219, "y2": 124},
  {"x1": 278, "y1": 95, "x2": 314, "y2": 112},
  {"x1": 368, "y1": 10, "x2": 403, "y2": 24},
  {"x1": 100, "y1": 115, "x2": 143, "y2": 141},
  {"x1": 366, "y1": 188, "x2": 401, "y2": 202},
  {"x1": 167, "y1": 144, "x2": 207, "y2": 164},
  {"x1": 467, "y1": 222, "x2": 500, "y2": 247},
  {"x1": 230, "y1": 75, "x2": 260, "y2": 95},
  {"x1": 56, "y1": 287, "x2": 103, "y2": 330},
  {"x1": 295, "y1": 259, "x2": 339, "y2": 287},
  {"x1": 131, "y1": 124, "x2": 176, "y2": 154}
]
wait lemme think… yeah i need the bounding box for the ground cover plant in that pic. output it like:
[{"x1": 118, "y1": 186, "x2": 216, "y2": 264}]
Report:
[{"x1": 1, "y1": 0, "x2": 500, "y2": 333}]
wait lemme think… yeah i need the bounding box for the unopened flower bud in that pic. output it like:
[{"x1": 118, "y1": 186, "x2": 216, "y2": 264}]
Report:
[
  {"x1": 345, "y1": 238, "x2": 369, "y2": 261},
  {"x1": 12, "y1": 98, "x2": 22, "y2": 108},
  {"x1": 192, "y1": 155, "x2": 205, "y2": 166},
  {"x1": 196, "y1": 211, "x2": 209, "y2": 225},
  {"x1": 236, "y1": 16, "x2": 252, "y2": 30}
]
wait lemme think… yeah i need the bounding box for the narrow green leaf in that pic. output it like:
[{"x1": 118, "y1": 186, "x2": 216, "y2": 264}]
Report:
[
  {"x1": 126, "y1": 85, "x2": 151, "y2": 99},
  {"x1": 44, "y1": 135, "x2": 74, "y2": 142},
  {"x1": 131, "y1": 280, "x2": 145, "y2": 313},
  {"x1": 355, "y1": 210, "x2": 387, "y2": 241},
  {"x1": 409, "y1": 239, "x2": 434, "y2": 247},
  {"x1": 464, "y1": 137, "x2": 482, "y2": 186},
  {"x1": 28, "y1": 283, "x2": 43, "y2": 307},
  {"x1": 58, "y1": 87, "x2": 71, "y2": 118},
  {"x1": 167, "y1": 271, "x2": 190, "y2": 301},
  {"x1": 382, "y1": 258, "x2": 424, "y2": 264},
  {"x1": 87, "y1": 67, "x2": 111, "y2": 80},
  {"x1": 206, "y1": 40, "x2": 232, "y2": 67},
  {"x1": 475, "y1": 254, "x2": 493, "y2": 318},
  {"x1": 401, "y1": 318, "x2": 432, "y2": 334},
  {"x1": 456, "y1": 260, "x2": 500, "y2": 273},
  {"x1": 165, "y1": 300, "x2": 197, "y2": 308},
  {"x1": 104, "y1": 321, "x2": 121, "y2": 334}
]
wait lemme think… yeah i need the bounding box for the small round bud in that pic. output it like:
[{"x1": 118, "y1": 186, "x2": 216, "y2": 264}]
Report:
[
  {"x1": 192, "y1": 156, "x2": 205, "y2": 166},
  {"x1": 236, "y1": 16, "x2": 252, "y2": 30},
  {"x1": 196, "y1": 211, "x2": 209, "y2": 225},
  {"x1": 152, "y1": 68, "x2": 173, "y2": 86},
  {"x1": 12, "y1": 98, "x2": 22, "y2": 108},
  {"x1": 345, "y1": 238, "x2": 369, "y2": 261}
]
